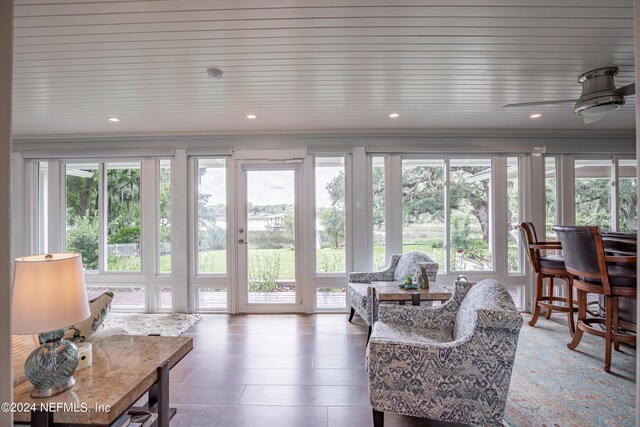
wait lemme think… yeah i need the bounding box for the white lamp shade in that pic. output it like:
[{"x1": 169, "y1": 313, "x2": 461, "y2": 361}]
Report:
[{"x1": 12, "y1": 253, "x2": 91, "y2": 335}]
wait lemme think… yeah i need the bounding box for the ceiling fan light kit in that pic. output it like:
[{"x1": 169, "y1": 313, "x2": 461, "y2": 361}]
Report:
[{"x1": 573, "y1": 67, "x2": 625, "y2": 118}]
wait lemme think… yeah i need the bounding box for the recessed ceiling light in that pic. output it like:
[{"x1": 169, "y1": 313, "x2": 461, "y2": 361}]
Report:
[
  {"x1": 389, "y1": 113, "x2": 399, "y2": 118},
  {"x1": 530, "y1": 113, "x2": 542, "y2": 119},
  {"x1": 107, "y1": 117, "x2": 120, "y2": 122},
  {"x1": 246, "y1": 114, "x2": 257, "y2": 119}
]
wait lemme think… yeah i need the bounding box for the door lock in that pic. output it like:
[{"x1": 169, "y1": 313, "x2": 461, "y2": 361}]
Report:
[
  {"x1": 238, "y1": 239, "x2": 248, "y2": 245},
  {"x1": 239, "y1": 227, "x2": 245, "y2": 233}
]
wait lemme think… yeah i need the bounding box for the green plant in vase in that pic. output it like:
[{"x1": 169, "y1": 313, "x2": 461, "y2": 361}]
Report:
[{"x1": 401, "y1": 274, "x2": 418, "y2": 289}]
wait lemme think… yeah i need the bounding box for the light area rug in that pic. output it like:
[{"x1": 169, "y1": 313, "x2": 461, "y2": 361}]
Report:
[
  {"x1": 505, "y1": 313, "x2": 635, "y2": 427},
  {"x1": 103, "y1": 313, "x2": 201, "y2": 336}
]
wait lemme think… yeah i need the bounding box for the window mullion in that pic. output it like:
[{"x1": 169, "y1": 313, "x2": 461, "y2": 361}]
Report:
[
  {"x1": 611, "y1": 157, "x2": 620, "y2": 231},
  {"x1": 386, "y1": 155, "x2": 403, "y2": 260},
  {"x1": 493, "y1": 156, "x2": 507, "y2": 277},
  {"x1": 98, "y1": 162, "x2": 106, "y2": 272},
  {"x1": 444, "y1": 157, "x2": 451, "y2": 273}
]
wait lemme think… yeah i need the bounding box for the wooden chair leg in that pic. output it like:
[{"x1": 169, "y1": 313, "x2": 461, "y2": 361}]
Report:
[
  {"x1": 568, "y1": 290, "x2": 586, "y2": 350},
  {"x1": 529, "y1": 273, "x2": 544, "y2": 327},
  {"x1": 604, "y1": 296, "x2": 613, "y2": 372},
  {"x1": 348, "y1": 307, "x2": 355, "y2": 322},
  {"x1": 566, "y1": 279, "x2": 575, "y2": 337},
  {"x1": 612, "y1": 296, "x2": 620, "y2": 352},
  {"x1": 545, "y1": 276, "x2": 554, "y2": 319},
  {"x1": 372, "y1": 410, "x2": 384, "y2": 427}
]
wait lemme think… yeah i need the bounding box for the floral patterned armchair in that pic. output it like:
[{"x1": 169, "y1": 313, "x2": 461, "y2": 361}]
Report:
[
  {"x1": 366, "y1": 279, "x2": 522, "y2": 427},
  {"x1": 347, "y1": 251, "x2": 439, "y2": 336}
]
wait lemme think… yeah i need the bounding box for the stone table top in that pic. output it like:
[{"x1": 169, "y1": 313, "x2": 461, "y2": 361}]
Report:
[
  {"x1": 371, "y1": 281, "x2": 452, "y2": 302},
  {"x1": 13, "y1": 335, "x2": 193, "y2": 425}
]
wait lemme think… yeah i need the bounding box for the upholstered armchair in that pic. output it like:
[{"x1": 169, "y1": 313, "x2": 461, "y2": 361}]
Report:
[
  {"x1": 366, "y1": 279, "x2": 523, "y2": 427},
  {"x1": 347, "y1": 251, "x2": 438, "y2": 336}
]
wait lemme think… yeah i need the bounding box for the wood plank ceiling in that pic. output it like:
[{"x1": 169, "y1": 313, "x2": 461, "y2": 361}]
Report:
[{"x1": 12, "y1": 0, "x2": 636, "y2": 135}]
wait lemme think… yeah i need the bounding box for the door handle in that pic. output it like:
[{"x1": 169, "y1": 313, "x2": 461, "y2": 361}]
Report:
[{"x1": 239, "y1": 239, "x2": 248, "y2": 245}]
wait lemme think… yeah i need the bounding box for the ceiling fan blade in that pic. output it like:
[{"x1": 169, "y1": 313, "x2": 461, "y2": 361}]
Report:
[
  {"x1": 617, "y1": 83, "x2": 635, "y2": 96},
  {"x1": 502, "y1": 99, "x2": 577, "y2": 108}
]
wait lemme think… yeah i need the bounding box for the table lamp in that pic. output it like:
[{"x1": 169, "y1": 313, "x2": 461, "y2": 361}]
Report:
[{"x1": 12, "y1": 253, "x2": 91, "y2": 398}]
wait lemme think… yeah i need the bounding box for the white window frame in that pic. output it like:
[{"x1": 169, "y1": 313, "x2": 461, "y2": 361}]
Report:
[
  {"x1": 368, "y1": 153, "x2": 527, "y2": 309},
  {"x1": 27, "y1": 156, "x2": 178, "y2": 313},
  {"x1": 571, "y1": 155, "x2": 637, "y2": 232},
  {"x1": 310, "y1": 154, "x2": 353, "y2": 311},
  {"x1": 189, "y1": 156, "x2": 232, "y2": 313}
]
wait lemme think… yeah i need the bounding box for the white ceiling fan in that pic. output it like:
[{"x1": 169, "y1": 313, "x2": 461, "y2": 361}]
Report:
[{"x1": 503, "y1": 66, "x2": 635, "y2": 124}]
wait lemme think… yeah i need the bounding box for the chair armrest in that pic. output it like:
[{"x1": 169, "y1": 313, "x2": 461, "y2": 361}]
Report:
[{"x1": 348, "y1": 255, "x2": 401, "y2": 283}]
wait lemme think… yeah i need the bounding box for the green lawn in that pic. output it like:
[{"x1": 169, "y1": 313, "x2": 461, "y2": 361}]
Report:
[
  {"x1": 178, "y1": 244, "x2": 445, "y2": 279},
  {"x1": 159, "y1": 239, "x2": 511, "y2": 277},
  {"x1": 161, "y1": 247, "x2": 349, "y2": 278}
]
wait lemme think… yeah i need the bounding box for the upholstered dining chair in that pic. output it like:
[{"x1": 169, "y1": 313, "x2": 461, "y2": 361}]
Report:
[
  {"x1": 519, "y1": 222, "x2": 575, "y2": 335},
  {"x1": 553, "y1": 225, "x2": 637, "y2": 373}
]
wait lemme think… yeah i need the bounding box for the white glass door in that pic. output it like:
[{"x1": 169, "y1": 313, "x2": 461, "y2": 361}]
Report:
[{"x1": 236, "y1": 161, "x2": 303, "y2": 313}]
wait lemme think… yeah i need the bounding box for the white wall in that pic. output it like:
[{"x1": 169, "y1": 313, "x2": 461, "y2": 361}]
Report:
[
  {"x1": 11, "y1": 130, "x2": 636, "y2": 155},
  {"x1": 0, "y1": 0, "x2": 12, "y2": 424}
]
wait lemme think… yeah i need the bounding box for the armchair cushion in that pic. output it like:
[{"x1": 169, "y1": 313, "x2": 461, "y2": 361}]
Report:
[
  {"x1": 453, "y1": 279, "x2": 518, "y2": 340},
  {"x1": 372, "y1": 321, "x2": 453, "y2": 346},
  {"x1": 538, "y1": 255, "x2": 565, "y2": 270},
  {"x1": 393, "y1": 251, "x2": 436, "y2": 282}
]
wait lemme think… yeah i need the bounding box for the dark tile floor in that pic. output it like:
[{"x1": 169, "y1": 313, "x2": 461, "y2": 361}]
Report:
[{"x1": 169, "y1": 314, "x2": 464, "y2": 427}]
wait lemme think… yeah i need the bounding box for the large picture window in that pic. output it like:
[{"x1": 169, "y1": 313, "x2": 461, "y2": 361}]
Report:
[
  {"x1": 106, "y1": 162, "x2": 142, "y2": 272},
  {"x1": 507, "y1": 157, "x2": 521, "y2": 273},
  {"x1": 575, "y1": 159, "x2": 612, "y2": 231},
  {"x1": 197, "y1": 158, "x2": 227, "y2": 274},
  {"x1": 65, "y1": 162, "x2": 143, "y2": 272},
  {"x1": 315, "y1": 157, "x2": 346, "y2": 273},
  {"x1": 159, "y1": 159, "x2": 172, "y2": 274},
  {"x1": 65, "y1": 163, "x2": 100, "y2": 270},
  {"x1": 449, "y1": 159, "x2": 492, "y2": 272},
  {"x1": 618, "y1": 159, "x2": 637, "y2": 232},
  {"x1": 545, "y1": 156, "x2": 558, "y2": 236},
  {"x1": 401, "y1": 159, "x2": 445, "y2": 268},
  {"x1": 371, "y1": 156, "x2": 386, "y2": 270},
  {"x1": 382, "y1": 156, "x2": 500, "y2": 275}
]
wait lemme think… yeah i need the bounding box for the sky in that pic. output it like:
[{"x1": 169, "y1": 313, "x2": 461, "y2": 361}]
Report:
[{"x1": 200, "y1": 164, "x2": 342, "y2": 208}]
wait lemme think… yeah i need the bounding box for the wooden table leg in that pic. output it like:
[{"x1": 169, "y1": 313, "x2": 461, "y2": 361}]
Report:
[
  {"x1": 31, "y1": 411, "x2": 53, "y2": 427},
  {"x1": 411, "y1": 293, "x2": 420, "y2": 306}
]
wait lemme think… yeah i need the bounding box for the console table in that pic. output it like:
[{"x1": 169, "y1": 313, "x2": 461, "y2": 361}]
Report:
[{"x1": 13, "y1": 335, "x2": 193, "y2": 427}]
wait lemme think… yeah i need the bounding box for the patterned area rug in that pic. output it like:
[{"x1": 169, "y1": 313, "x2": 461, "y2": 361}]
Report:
[
  {"x1": 103, "y1": 313, "x2": 201, "y2": 336},
  {"x1": 505, "y1": 314, "x2": 636, "y2": 427}
]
